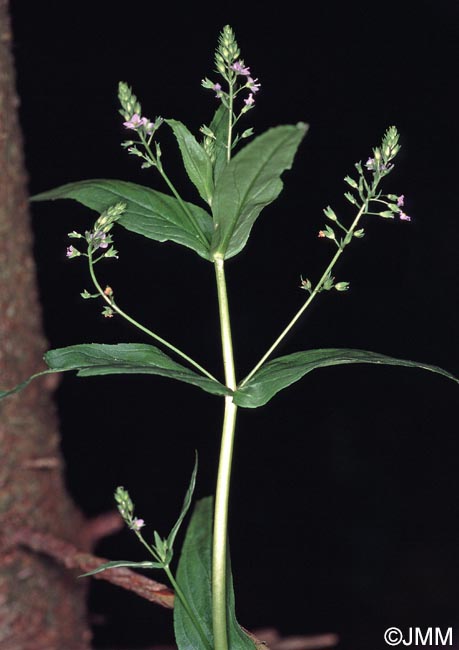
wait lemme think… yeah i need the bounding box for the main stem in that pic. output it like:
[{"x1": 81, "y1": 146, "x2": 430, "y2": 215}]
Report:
[{"x1": 213, "y1": 256, "x2": 237, "y2": 650}]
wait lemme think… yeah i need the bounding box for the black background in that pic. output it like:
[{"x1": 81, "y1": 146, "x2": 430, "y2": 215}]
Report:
[{"x1": 9, "y1": 1, "x2": 459, "y2": 649}]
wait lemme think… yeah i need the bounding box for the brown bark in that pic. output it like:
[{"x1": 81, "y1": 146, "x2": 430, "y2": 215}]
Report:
[
  {"x1": 10, "y1": 527, "x2": 175, "y2": 611},
  {"x1": 0, "y1": 1, "x2": 92, "y2": 647}
]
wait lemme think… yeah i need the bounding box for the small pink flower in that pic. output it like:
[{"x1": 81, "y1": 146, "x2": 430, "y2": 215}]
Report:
[
  {"x1": 123, "y1": 114, "x2": 154, "y2": 133},
  {"x1": 231, "y1": 60, "x2": 251, "y2": 76},
  {"x1": 399, "y1": 211, "x2": 411, "y2": 221},
  {"x1": 88, "y1": 231, "x2": 109, "y2": 249},
  {"x1": 66, "y1": 245, "x2": 80, "y2": 259},
  {"x1": 247, "y1": 77, "x2": 261, "y2": 93},
  {"x1": 244, "y1": 93, "x2": 255, "y2": 107},
  {"x1": 213, "y1": 83, "x2": 223, "y2": 98},
  {"x1": 123, "y1": 114, "x2": 144, "y2": 130},
  {"x1": 397, "y1": 195, "x2": 405, "y2": 207},
  {"x1": 130, "y1": 517, "x2": 145, "y2": 531}
]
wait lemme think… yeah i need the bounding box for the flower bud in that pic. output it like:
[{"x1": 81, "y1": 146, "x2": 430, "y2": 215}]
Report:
[
  {"x1": 300, "y1": 276, "x2": 312, "y2": 292},
  {"x1": 344, "y1": 191, "x2": 358, "y2": 205},
  {"x1": 344, "y1": 175, "x2": 358, "y2": 189},
  {"x1": 323, "y1": 205, "x2": 337, "y2": 221}
]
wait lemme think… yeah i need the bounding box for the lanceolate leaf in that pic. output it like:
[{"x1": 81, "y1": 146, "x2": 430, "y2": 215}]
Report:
[
  {"x1": 174, "y1": 496, "x2": 255, "y2": 650},
  {"x1": 166, "y1": 119, "x2": 214, "y2": 205},
  {"x1": 211, "y1": 123, "x2": 308, "y2": 259},
  {"x1": 166, "y1": 454, "x2": 198, "y2": 554},
  {"x1": 233, "y1": 348, "x2": 459, "y2": 408},
  {"x1": 79, "y1": 560, "x2": 162, "y2": 578},
  {"x1": 31, "y1": 179, "x2": 213, "y2": 259},
  {"x1": 46, "y1": 344, "x2": 230, "y2": 396},
  {"x1": 0, "y1": 344, "x2": 231, "y2": 400}
]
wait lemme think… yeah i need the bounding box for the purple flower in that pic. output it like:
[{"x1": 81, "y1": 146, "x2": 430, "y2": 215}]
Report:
[
  {"x1": 87, "y1": 231, "x2": 109, "y2": 249},
  {"x1": 213, "y1": 82, "x2": 223, "y2": 98},
  {"x1": 247, "y1": 77, "x2": 261, "y2": 93},
  {"x1": 123, "y1": 114, "x2": 144, "y2": 130},
  {"x1": 123, "y1": 114, "x2": 154, "y2": 133},
  {"x1": 397, "y1": 195, "x2": 405, "y2": 207},
  {"x1": 399, "y1": 211, "x2": 411, "y2": 221},
  {"x1": 231, "y1": 60, "x2": 251, "y2": 76},
  {"x1": 365, "y1": 157, "x2": 387, "y2": 172},
  {"x1": 244, "y1": 93, "x2": 255, "y2": 107},
  {"x1": 66, "y1": 245, "x2": 79, "y2": 258},
  {"x1": 130, "y1": 517, "x2": 145, "y2": 531}
]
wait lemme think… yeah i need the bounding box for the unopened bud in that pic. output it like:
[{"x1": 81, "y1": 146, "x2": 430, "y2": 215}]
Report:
[
  {"x1": 344, "y1": 175, "x2": 358, "y2": 189},
  {"x1": 344, "y1": 192, "x2": 358, "y2": 206},
  {"x1": 300, "y1": 276, "x2": 312, "y2": 292},
  {"x1": 323, "y1": 206, "x2": 337, "y2": 221}
]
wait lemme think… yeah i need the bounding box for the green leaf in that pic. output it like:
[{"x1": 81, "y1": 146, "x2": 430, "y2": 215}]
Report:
[
  {"x1": 211, "y1": 123, "x2": 308, "y2": 259},
  {"x1": 166, "y1": 119, "x2": 214, "y2": 205},
  {"x1": 166, "y1": 453, "x2": 198, "y2": 554},
  {"x1": 209, "y1": 104, "x2": 230, "y2": 184},
  {"x1": 31, "y1": 179, "x2": 213, "y2": 259},
  {"x1": 234, "y1": 348, "x2": 459, "y2": 408},
  {"x1": 0, "y1": 343, "x2": 231, "y2": 401},
  {"x1": 174, "y1": 497, "x2": 255, "y2": 650},
  {"x1": 46, "y1": 343, "x2": 231, "y2": 396},
  {"x1": 79, "y1": 559, "x2": 162, "y2": 578}
]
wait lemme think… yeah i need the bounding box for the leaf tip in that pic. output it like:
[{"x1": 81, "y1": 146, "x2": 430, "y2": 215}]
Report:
[{"x1": 296, "y1": 121, "x2": 309, "y2": 134}]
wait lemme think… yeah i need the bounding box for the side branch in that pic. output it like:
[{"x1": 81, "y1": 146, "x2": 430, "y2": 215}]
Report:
[{"x1": 9, "y1": 527, "x2": 175, "y2": 610}]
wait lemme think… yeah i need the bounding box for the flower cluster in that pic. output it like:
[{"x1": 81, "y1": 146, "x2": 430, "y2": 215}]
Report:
[
  {"x1": 300, "y1": 272, "x2": 349, "y2": 294},
  {"x1": 381, "y1": 193, "x2": 411, "y2": 221},
  {"x1": 200, "y1": 26, "x2": 261, "y2": 162},
  {"x1": 66, "y1": 203, "x2": 126, "y2": 260},
  {"x1": 318, "y1": 127, "x2": 411, "y2": 244},
  {"x1": 364, "y1": 126, "x2": 401, "y2": 176},
  {"x1": 118, "y1": 82, "x2": 163, "y2": 169},
  {"x1": 201, "y1": 25, "x2": 261, "y2": 112},
  {"x1": 115, "y1": 486, "x2": 146, "y2": 531},
  {"x1": 303, "y1": 127, "x2": 411, "y2": 296},
  {"x1": 231, "y1": 59, "x2": 261, "y2": 107},
  {"x1": 66, "y1": 229, "x2": 117, "y2": 259}
]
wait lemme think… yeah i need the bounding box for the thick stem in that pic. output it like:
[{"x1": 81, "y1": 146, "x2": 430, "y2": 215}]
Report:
[{"x1": 212, "y1": 256, "x2": 237, "y2": 650}]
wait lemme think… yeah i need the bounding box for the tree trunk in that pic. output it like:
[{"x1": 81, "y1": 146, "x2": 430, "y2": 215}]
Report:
[{"x1": 0, "y1": 1, "x2": 92, "y2": 647}]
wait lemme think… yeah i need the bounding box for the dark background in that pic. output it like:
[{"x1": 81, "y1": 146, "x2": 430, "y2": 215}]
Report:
[{"x1": 9, "y1": 1, "x2": 459, "y2": 649}]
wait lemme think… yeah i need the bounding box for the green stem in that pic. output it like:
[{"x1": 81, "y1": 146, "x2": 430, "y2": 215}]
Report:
[
  {"x1": 212, "y1": 256, "x2": 237, "y2": 650},
  {"x1": 133, "y1": 528, "x2": 212, "y2": 650},
  {"x1": 142, "y1": 137, "x2": 209, "y2": 249},
  {"x1": 87, "y1": 249, "x2": 218, "y2": 383},
  {"x1": 240, "y1": 201, "x2": 369, "y2": 388}
]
